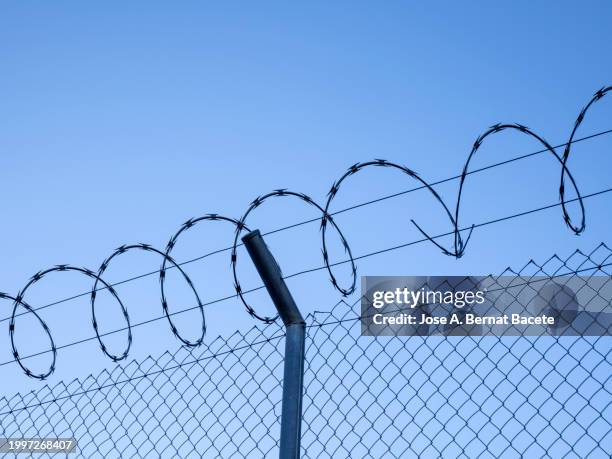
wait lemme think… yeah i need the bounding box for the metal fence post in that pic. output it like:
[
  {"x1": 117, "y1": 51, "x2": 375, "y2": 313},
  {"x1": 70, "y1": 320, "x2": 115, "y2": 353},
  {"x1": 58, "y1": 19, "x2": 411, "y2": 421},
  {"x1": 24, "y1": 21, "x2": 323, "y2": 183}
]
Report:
[{"x1": 242, "y1": 230, "x2": 306, "y2": 459}]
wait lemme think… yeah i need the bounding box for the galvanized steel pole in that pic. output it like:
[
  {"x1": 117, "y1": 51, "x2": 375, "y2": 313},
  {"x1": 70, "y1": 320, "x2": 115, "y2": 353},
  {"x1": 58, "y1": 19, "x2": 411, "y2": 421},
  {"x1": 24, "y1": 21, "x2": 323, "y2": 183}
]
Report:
[{"x1": 242, "y1": 230, "x2": 306, "y2": 459}]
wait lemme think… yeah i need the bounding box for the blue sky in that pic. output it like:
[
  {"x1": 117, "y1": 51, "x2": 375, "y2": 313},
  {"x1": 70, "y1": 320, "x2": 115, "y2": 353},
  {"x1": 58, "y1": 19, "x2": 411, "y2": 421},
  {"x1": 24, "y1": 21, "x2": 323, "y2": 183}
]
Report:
[{"x1": 1, "y1": 2, "x2": 611, "y2": 397}]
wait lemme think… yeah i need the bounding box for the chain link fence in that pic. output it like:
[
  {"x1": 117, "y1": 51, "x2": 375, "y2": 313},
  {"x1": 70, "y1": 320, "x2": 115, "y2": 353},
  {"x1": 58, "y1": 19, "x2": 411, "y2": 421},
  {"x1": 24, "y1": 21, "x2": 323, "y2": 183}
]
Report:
[{"x1": 0, "y1": 244, "x2": 611, "y2": 458}]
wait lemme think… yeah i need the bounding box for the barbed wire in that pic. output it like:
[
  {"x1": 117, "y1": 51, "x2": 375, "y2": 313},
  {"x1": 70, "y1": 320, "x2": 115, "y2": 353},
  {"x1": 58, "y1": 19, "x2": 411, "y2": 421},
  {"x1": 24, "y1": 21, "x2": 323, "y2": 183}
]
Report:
[
  {"x1": 320, "y1": 86, "x2": 611, "y2": 264},
  {"x1": 2, "y1": 127, "x2": 610, "y2": 326},
  {"x1": 0, "y1": 86, "x2": 609, "y2": 379},
  {"x1": 2, "y1": 187, "x2": 611, "y2": 378},
  {"x1": 231, "y1": 190, "x2": 356, "y2": 323}
]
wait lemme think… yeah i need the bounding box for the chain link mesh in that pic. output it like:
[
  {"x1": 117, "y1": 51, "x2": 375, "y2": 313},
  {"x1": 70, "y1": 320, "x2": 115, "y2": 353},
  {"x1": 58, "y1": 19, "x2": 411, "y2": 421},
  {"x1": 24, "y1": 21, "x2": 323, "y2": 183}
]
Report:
[{"x1": 0, "y1": 244, "x2": 611, "y2": 458}]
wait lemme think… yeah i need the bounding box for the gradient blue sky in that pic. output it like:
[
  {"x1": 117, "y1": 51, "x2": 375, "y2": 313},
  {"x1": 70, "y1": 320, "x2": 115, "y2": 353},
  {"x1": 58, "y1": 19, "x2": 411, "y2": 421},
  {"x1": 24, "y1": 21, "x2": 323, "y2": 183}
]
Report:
[{"x1": 1, "y1": 2, "x2": 611, "y2": 396}]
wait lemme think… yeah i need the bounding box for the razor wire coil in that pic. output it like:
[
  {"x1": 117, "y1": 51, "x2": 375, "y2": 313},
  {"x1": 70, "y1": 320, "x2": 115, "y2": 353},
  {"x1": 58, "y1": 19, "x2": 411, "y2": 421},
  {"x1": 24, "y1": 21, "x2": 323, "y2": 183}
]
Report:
[{"x1": 0, "y1": 86, "x2": 610, "y2": 379}]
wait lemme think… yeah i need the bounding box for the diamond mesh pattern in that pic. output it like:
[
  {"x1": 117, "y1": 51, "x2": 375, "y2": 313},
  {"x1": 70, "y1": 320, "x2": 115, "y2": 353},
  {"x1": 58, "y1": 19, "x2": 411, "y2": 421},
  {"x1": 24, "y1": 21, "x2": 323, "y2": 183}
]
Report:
[{"x1": 0, "y1": 245, "x2": 610, "y2": 458}]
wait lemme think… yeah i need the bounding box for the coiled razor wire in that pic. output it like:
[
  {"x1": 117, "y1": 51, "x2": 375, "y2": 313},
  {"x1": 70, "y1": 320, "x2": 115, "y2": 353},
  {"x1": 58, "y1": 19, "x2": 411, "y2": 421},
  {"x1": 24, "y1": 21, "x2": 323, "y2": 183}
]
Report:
[
  {"x1": 232, "y1": 190, "x2": 356, "y2": 323},
  {"x1": 0, "y1": 85, "x2": 609, "y2": 379}
]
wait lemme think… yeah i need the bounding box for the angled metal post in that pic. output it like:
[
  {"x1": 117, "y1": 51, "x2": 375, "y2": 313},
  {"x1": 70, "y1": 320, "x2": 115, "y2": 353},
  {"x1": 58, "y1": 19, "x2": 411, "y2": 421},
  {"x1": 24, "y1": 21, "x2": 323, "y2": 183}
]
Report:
[{"x1": 242, "y1": 230, "x2": 305, "y2": 459}]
